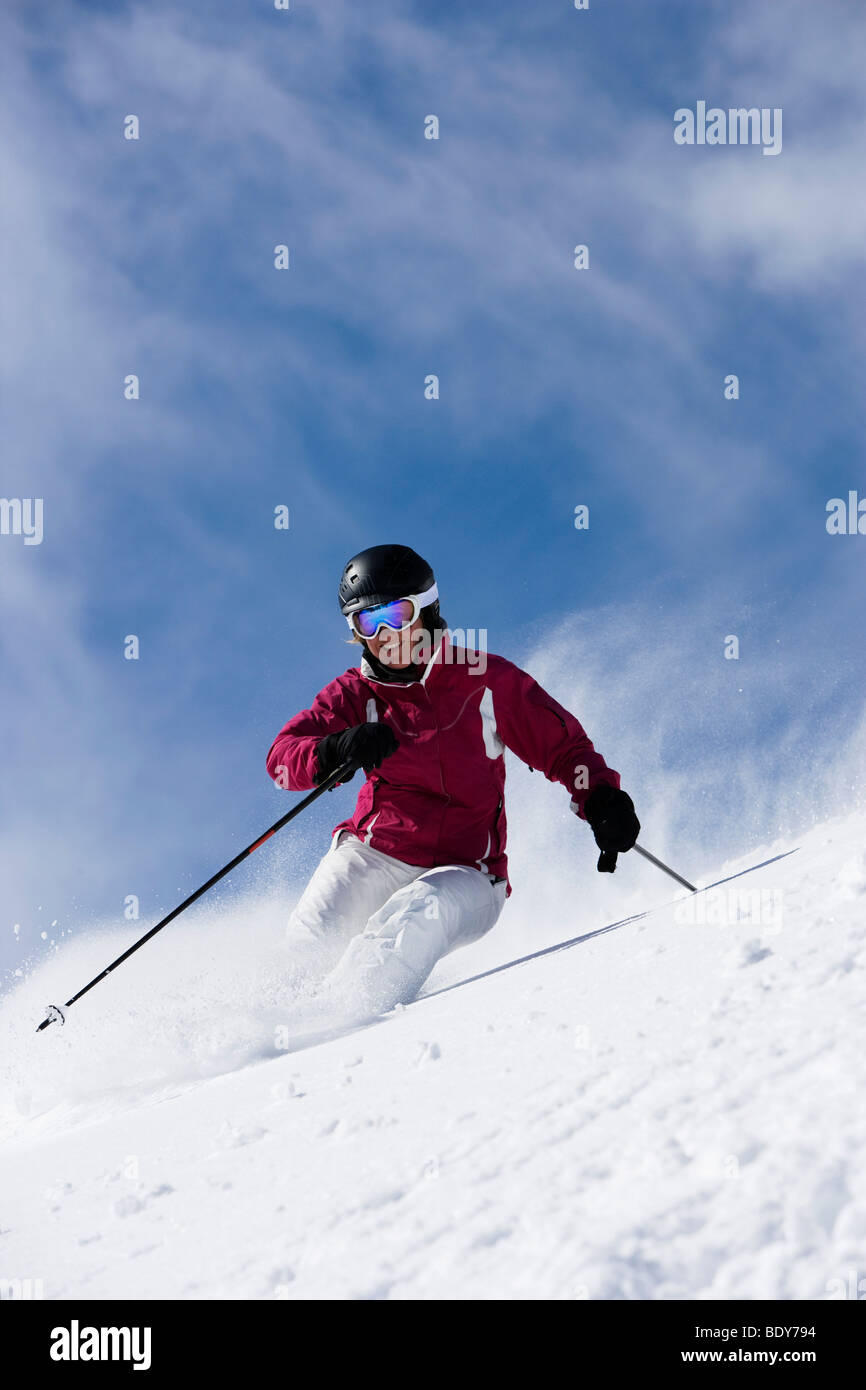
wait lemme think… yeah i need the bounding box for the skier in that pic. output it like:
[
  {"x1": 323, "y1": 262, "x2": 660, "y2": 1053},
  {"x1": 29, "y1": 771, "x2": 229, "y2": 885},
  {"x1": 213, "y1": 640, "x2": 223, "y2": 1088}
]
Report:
[{"x1": 266, "y1": 544, "x2": 640, "y2": 1017}]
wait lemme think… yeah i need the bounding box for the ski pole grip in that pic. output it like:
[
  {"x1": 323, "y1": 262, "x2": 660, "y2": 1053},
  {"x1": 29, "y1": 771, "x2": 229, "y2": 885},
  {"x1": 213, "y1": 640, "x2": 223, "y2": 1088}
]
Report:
[{"x1": 326, "y1": 758, "x2": 361, "y2": 788}]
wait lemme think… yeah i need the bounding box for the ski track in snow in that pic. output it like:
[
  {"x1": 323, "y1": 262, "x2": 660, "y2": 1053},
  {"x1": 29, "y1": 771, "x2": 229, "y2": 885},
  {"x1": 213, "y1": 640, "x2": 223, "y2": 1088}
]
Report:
[{"x1": 1, "y1": 815, "x2": 865, "y2": 1300}]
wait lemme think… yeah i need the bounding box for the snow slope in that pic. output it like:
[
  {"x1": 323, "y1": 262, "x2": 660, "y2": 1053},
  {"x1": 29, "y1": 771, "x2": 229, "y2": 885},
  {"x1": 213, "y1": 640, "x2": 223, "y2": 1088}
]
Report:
[{"x1": 1, "y1": 812, "x2": 865, "y2": 1300}]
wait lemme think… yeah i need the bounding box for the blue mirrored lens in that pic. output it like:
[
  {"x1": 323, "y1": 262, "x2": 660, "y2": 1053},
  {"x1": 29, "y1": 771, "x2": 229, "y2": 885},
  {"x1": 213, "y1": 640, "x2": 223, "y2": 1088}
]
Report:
[{"x1": 356, "y1": 598, "x2": 414, "y2": 637}]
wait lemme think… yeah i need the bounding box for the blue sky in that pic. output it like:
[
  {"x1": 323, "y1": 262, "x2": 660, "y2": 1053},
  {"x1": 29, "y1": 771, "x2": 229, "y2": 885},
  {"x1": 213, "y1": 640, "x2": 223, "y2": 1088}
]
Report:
[{"x1": 2, "y1": 0, "x2": 865, "y2": 980}]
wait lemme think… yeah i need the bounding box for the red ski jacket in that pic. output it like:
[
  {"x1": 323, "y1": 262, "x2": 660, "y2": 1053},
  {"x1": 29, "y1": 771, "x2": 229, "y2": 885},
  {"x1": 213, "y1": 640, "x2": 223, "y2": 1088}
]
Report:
[{"x1": 266, "y1": 633, "x2": 620, "y2": 896}]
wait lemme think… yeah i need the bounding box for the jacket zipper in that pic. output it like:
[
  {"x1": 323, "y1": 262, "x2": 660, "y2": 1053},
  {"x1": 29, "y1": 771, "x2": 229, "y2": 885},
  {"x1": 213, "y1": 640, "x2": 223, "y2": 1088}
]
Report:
[{"x1": 491, "y1": 796, "x2": 504, "y2": 856}]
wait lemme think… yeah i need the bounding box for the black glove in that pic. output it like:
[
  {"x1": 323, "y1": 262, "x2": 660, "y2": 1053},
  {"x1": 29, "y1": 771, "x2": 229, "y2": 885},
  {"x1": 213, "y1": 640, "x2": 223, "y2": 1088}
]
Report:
[
  {"x1": 313, "y1": 722, "x2": 400, "y2": 785},
  {"x1": 583, "y1": 784, "x2": 640, "y2": 874}
]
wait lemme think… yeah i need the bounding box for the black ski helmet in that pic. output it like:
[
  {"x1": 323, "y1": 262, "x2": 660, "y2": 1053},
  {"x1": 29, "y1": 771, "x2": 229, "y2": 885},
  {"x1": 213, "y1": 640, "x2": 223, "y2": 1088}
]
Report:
[{"x1": 339, "y1": 544, "x2": 437, "y2": 616}]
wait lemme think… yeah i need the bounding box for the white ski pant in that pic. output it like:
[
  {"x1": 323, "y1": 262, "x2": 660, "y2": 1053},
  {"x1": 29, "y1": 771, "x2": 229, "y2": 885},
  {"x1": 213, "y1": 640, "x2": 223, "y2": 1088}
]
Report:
[{"x1": 285, "y1": 829, "x2": 507, "y2": 1013}]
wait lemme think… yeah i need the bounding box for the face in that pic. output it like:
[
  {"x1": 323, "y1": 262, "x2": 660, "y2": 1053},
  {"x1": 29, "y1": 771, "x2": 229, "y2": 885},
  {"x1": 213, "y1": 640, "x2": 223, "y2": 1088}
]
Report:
[{"x1": 364, "y1": 615, "x2": 426, "y2": 668}]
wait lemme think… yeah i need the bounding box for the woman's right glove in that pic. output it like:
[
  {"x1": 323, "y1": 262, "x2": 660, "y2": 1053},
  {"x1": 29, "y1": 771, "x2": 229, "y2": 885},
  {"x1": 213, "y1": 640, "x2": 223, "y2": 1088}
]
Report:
[{"x1": 313, "y1": 722, "x2": 400, "y2": 785}]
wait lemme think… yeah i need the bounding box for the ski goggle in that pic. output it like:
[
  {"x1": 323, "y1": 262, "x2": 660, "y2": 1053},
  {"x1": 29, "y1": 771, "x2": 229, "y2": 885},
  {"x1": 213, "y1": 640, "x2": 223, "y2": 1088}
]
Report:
[{"x1": 347, "y1": 582, "x2": 438, "y2": 639}]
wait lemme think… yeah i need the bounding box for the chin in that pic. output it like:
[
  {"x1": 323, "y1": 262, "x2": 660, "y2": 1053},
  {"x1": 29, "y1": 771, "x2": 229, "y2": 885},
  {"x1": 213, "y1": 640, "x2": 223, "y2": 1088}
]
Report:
[{"x1": 377, "y1": 646, "x2": 406, "y2": 667}]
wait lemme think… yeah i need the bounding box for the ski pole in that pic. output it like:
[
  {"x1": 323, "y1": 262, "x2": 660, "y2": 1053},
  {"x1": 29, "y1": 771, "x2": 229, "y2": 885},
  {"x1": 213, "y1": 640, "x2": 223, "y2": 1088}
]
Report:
[
  {"x1": 633, "y1": 843, "x2": 697, "y2": 893},
  {"x1": 35, "y1": 760, "x2": 357, "y2": 1033}
]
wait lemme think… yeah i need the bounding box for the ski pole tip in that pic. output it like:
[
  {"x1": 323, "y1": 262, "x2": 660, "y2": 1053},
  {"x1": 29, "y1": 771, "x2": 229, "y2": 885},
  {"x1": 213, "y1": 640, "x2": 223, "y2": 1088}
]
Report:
[{"x1": 36, "y1": 1003, "x2": 65, "y2": 1033}]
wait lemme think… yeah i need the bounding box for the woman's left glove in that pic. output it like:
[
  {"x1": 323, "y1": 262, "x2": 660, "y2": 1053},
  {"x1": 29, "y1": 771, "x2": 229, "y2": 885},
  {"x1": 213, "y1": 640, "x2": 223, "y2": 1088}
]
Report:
[{"x1": 583, "y1": 784, "x2": 640, "y2": 873}]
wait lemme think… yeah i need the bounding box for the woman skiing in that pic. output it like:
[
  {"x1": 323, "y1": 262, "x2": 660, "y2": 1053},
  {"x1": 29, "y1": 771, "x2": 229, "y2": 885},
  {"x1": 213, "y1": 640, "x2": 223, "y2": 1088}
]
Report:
[{"x1": 266, "y1": 544, "x2": 640, "y2": 1016}]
